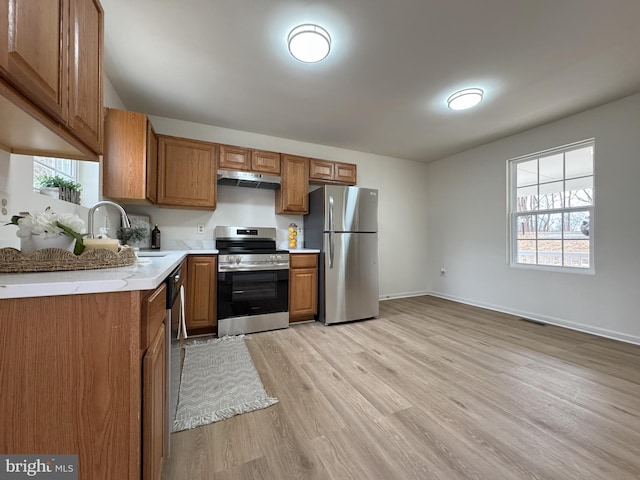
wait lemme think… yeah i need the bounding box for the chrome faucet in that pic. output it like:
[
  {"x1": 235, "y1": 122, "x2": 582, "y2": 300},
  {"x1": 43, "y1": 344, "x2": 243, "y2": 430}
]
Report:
[{"x1": 87, "y1": 200, "x2": 131, "y2": 239}]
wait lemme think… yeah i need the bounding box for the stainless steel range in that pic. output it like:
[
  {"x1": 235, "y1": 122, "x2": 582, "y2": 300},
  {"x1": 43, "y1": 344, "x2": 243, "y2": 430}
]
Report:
[{"x1": 216, "y1": 226, "x2": 289, "y2": 336}]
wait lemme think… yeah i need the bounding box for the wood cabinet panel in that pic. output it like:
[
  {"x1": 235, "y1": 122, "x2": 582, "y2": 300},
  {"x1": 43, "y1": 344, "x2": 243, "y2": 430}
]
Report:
[
  {"x1": 186, "y1": 255, "x2": 217, "y2": 334},
  {"x1": 289, "y1": 253, "x2": 318, "y2": 322},
  {"x1": 219, "y1": 145, "x2": 281, "y2": 175},
  {"x1": 0, "y1": 70, "x2": 97, "y2": 160},
  {"x1": 309, "y1": 158, "x2": 334, "y2": 181},
  {"x1": 219, "y1": 144, "x2": 250, "y2": 171},
  {"x1": 0, "y1": 0, "x2": 103, "y2": 159},
  {"x1": 334, "y1": 162, "x2": 357, "y2": 185},
  {"x1": 141, "y1": 283, "x2": 166, "y2": 352},
  {"x1": 251, "y1": 149, "x2": 280, "y2": 174},
  {"x1": 3, "y1": 0, "x2": 67, "y2": 122},
  {"x1": 0, "y1": 292, "x2": 142, "y2": 479},
  {"x1": 146, "y1": 120, "x2": 158, "y2": 203},
  {"x1": 67, "y1": 0, "x2": 103, "y2": 153},
  {"x1": 103, "y1": 108, "x2": 157, "y2": 204},
  {"x1": 290, "y1": 253, "x2": 318, "y2": 269},
  {"x1": 157, "y1": 135, "x2": 217, "y2": 209},
  {"x1": 142, "y1": 323, "x2": 166, "y2": 480},
  {"x1": 310, "y1": 158, "x2": 357, "y2": 185},
  {"x1": 276, "y1": 154, "x2": 309, "y2": 214},
  {"x1": 0, "y1": 2, "x2": 8, "y2": 71}
]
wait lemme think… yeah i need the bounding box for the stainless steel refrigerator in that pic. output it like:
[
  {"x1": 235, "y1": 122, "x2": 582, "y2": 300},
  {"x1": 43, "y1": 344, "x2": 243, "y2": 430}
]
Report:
[{"x1": 304, "y1": 185, "x2": 379, "y2": 325}]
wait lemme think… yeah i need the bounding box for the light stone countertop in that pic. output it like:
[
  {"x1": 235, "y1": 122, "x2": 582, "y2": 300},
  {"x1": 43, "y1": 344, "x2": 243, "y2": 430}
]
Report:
[
  {"x1": 0, "y1": 248, "x2": 319, "y2": 300},
  {"x1": 0, "y1": 250, "x2": 218, "y2": 300}
]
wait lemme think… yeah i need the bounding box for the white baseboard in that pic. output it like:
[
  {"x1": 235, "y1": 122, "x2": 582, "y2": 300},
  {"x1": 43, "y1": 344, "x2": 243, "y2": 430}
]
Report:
[
  {"x1": 379, "y1": 290, "x2": 430, "y2": 301},
  {"x1": 426, "y1": 291, "x2": 640, "y2": 346}
]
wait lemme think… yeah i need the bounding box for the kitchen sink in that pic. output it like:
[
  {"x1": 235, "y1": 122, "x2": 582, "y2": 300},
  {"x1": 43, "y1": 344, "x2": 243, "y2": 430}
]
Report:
[{"x1": 137, "y1": 251, "x2": 169, "y2": 257}]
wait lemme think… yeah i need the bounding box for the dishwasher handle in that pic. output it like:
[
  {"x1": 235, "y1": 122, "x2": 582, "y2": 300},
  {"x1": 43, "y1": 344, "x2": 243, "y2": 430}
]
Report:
[{"x1": 179, "y1": 284, "x2": 187, "y2": 339}]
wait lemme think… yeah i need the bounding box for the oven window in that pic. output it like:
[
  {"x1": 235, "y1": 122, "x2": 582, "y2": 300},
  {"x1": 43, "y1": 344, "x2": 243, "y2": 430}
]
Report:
[
  {"x1": 231, "y1": 272, "x2": 278, "y2": 301},
  {"x1": 218, "y1": 270, "x2": 288, "y2": 320}
]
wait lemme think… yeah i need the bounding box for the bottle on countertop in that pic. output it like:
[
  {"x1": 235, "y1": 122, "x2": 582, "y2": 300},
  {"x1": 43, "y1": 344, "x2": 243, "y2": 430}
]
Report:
[{"x1": 151, "y1": 224, "x2": 161, "y2": 249}]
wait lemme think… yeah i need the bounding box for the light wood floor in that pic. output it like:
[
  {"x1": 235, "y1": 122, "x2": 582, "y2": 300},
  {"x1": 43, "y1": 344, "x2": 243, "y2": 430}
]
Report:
[{"x1": 163, "y1": 295, "x2": 640, "y2": 480}]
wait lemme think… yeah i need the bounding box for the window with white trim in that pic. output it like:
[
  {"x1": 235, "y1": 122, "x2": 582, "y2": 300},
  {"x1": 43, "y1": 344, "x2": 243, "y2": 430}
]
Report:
[
  {"x1": 508, "y1": 139, "x2": 594, "y2": 271},
  {"x1": 32, "y1": 156, "x2": 78, "y2": 190}
]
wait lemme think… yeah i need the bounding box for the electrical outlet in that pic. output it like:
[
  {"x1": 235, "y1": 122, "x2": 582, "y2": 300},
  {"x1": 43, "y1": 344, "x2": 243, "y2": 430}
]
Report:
[
  {"x1": 0, "y1": 191, "x2": 8, "y2": 221},
  {"x1": 440, "y1": 266, "x2": 446, "y2": 277},
  {"x1": 196, "y1": 224, "x2": 205, "y2": 234}
]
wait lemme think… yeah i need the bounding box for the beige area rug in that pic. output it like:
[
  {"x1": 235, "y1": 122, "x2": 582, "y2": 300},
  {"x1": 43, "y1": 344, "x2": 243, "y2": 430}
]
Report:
[{"x1": 172, "y1": 335, "x2": 278, "y2": 433}]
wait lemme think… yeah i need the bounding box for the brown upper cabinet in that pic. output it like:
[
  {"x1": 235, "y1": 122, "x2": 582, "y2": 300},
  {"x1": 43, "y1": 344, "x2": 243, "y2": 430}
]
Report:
[
  {"x1": 103, "y1": 108, "x2": 158, "y2": 204},
  {"x1": 251, "y1": 149, "x2": 281, "y2": 174},
  {"x1": 0, "y1": 0, "x2": 103, "y2": 159},
  {"x1": 67, "y1": 0, "x2": 104, "y2": 153},
  {"x1": 157, "y1": 135, "x2": 217, "y2": 209},
  {"x1": 218, "y1": 144, "x2": 249, "y2": 171},
  {"x1": 309, "y1": 158, "x2": 357, "y2": 185},
  {"x1": 276, "y1": 154, "x2": 309, "y2": 214},
  {"x1": 219, "y1": 144, "x2": 281, "y2": 175}
]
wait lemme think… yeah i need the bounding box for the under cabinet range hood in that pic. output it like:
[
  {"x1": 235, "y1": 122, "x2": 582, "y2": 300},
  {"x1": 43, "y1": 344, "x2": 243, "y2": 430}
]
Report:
[{"x1": 217, "y1": 169, "x2": 281, "y2": 190}]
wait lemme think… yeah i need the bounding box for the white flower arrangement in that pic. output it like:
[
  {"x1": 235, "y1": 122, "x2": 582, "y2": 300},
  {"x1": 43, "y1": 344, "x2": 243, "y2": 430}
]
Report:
[{"x1": 6, "y1": 207, "x2": 87, "y2": 254}]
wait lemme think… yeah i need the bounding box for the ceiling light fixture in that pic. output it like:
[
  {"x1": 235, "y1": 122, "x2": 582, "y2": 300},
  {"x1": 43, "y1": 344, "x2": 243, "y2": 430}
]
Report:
[
  {"x1": 447, "y1": 88, "x2": 484, "y2": 110},
  {"x1": 288, "y1": 24, "x2": 331, "y2": 63}
]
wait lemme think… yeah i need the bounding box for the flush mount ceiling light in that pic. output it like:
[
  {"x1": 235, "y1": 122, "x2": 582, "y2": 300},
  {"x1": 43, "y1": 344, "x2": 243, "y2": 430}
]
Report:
[
  {"x1": 288, "y1": 24, "x2": 331, "y2": 63},
  {"x1": 447, "y1": 88, "x2": 484, "y2": 110}
]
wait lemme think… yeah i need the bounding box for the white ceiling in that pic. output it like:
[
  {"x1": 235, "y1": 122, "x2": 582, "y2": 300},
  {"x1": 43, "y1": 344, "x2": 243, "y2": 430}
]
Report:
[{"x1": 102, "y1": 0, "x2": 640, "y2": 163}]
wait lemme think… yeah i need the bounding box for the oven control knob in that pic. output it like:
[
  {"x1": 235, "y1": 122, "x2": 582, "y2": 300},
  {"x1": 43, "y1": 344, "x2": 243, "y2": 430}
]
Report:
[
  {"x1": 276, "y1": 254, "x2": 283, "y2": 261},
  {"x1": 235, "y1": 256, "x2": 242, "y2": 264},
  {"x1": 267, "y1": 254, "x2": 275, "y2": 262}
]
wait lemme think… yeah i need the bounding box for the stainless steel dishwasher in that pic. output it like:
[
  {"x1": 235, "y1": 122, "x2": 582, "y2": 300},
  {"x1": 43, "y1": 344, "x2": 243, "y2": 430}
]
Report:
[{"x1": 165, "y1": 262, "x2": 186, "y2": 454}]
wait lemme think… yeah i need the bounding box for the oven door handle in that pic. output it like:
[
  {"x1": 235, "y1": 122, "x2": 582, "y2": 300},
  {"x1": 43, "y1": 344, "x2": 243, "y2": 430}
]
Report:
[
  {"x1": 218, "y1": 264, "x2": 289, "y2": 272},
  {"x1": 328, "y1": 195, "x2": 334, "y2": 269}
]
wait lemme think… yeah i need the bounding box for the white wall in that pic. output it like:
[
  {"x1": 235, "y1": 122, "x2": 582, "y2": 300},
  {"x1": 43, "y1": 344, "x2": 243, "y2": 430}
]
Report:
[
  {"x1": 132, "y1": 116, "x2": 431, "y2": 299},
  {"x1": 426, "y1": 93, "x2": 640, "y2": 344}
]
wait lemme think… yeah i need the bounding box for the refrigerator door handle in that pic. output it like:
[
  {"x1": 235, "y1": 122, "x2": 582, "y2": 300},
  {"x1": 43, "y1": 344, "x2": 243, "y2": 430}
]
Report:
[
  {"x1": 329, "y1": 232, "x2": 334, "y2": 268},
  {"x1": 328, "y1": 195, "x2": 334, "y2": 232},
  {"x1": 328, "y1": 196, "x2": 334, "y2": 268}
]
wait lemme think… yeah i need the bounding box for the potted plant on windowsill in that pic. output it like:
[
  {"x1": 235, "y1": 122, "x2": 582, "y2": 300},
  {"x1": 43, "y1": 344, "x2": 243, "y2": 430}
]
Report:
[{"x1": 36, "y1": 174, "x2": 82, "y2": 205}]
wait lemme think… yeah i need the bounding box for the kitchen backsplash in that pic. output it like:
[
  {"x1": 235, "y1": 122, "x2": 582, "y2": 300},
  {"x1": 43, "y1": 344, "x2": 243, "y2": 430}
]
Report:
[{"x1": 124, "y1": 185, "x2": 303, "y2": 250}]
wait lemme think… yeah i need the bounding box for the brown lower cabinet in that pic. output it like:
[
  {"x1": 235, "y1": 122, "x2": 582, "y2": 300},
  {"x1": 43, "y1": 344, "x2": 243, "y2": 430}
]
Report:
[
  {"x1": 0, "y1": 286, "x2": 169, "y2": 479},
  {"x1": 289, "y1": 253, "x2": 318, "y2": 322},
  {"x1": 143, "y1": 323, "x2": 165, "y2": 480},
  {"x1": 141, "y1": 283, "x2": 168, "y2": 480},
  {"x1": 186, "y1": 255, "x2": 217, "y2": 335}
]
